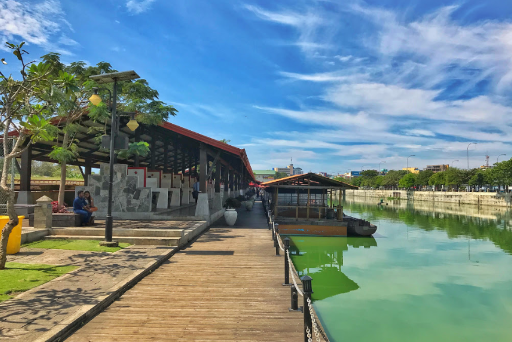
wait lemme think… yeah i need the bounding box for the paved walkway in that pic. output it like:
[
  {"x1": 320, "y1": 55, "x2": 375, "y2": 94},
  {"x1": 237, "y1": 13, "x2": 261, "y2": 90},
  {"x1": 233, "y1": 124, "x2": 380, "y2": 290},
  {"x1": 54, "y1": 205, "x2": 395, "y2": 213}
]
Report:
[
  {"x1": 1, "y1": 245, "x2": 176, "y2": 341},
  {"x1": 68, "y1": 199, "x2": 303, "y2": 341}
]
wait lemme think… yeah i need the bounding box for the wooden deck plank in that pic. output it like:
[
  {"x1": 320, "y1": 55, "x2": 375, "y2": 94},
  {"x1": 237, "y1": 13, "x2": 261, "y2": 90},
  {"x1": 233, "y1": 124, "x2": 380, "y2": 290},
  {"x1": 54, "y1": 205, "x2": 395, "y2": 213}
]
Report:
[{"x1": 67, "y1": 227, "x2": 303, "y2": 341}]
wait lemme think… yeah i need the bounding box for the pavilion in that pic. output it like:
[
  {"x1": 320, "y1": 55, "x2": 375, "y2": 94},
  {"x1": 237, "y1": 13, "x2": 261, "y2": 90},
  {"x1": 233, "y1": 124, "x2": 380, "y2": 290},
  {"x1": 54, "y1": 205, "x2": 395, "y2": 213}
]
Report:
[{"x1": 15, "y1": 115, "x2": 255, "y2": 221}]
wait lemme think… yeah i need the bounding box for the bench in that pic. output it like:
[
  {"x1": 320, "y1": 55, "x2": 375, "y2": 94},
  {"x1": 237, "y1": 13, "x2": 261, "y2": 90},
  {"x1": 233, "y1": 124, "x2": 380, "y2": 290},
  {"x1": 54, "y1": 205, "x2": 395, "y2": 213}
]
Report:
[{"x1": 52, "y1": 213, "x2": 82, "y2": 227}]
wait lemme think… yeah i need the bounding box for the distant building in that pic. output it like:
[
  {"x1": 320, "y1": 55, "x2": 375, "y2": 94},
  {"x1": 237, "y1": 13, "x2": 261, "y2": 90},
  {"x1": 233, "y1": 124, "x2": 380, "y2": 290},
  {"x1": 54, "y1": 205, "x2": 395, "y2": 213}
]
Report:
[
  {"x1": 273, "y1": 164, "x2": 303, "y2": 176},
  {"x1": 318, "y1": 172, "x2": 328, "y2": 177},
  {"x1": 273, "y1": 167, "x2": 290, "y2": 175},
  {"x1": 403, "y1": 167, "x2": 420, "y2": 174},
  {"x1": 425, "y1": 164, "x2": 449, "y2": 173},
  {"x1": 253, "y1": 170, "x2": 275, "y2": 182},
  {"x1": 343, "y1": 171, "x2": 361, "y2": 179}
]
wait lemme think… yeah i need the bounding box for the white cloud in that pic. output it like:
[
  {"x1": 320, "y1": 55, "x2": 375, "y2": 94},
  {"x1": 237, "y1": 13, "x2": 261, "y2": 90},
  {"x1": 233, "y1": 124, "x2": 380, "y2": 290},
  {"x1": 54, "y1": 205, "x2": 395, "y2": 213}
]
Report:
[
  {"x1": 126, "y1": 0, "x2": 156, "y2": 14},
  {"x1": 350, "y1": 3, "x2": 512, "y2": 93},
  {"x1": 244, "y1": 4, "x2": 333, "y2": 55},
  {"x1": 405, "y1": 129, "x2": 436, "y2": 137},
  {"x1": 335, "y1": 55, "x2": 352, "y2": 62},
  {"x1": 0, "y1": 0, "x2": 62, "y2": 45},
  {"x1": 58, "y1": 34, "x2": 78, "y2": 46}
]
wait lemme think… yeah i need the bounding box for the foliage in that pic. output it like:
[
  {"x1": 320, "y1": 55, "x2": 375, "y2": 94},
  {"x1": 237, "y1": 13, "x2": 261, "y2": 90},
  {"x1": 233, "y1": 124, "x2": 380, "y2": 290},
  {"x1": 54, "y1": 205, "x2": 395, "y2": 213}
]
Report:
[
  {"x1": 381, "y1": 170, "x2": 408, "y2": 188},
  {"x1": 117, "y1": 141, "x2": 150, "y2": 160},
  {"x1": 469, "y1": 171, "x2": 486, "y2": 187},
  {"x1": 416, "y1": 170, "x2": 434, "y2": 186},
  {"x1": 219, "y1": 139, "x2": 231, "y2": 144},
  {"x1": 444, "y1": 167, "x2": 464, "y2": 190},
  {"x1": 0, "y1": 42, "x2": 62, "y2": 269},
  {"x1": 399, "y1": 173, "x2": 417, "y2": 188},
  {"x1": 52, "y1": 201, "x2": 68, "y2": 213},
  {"x1": 428, "y1": 171, "x2": 445, "y2": 189},
  {"x1": 275, "y1": 172, "x2": 288, "y2": 179},
  {"x1": 224, "y1": 197, "x2": 241, "y2": 209},
  {"x1": 0, "y1": 262, "x2": 77, "y2": 302}
]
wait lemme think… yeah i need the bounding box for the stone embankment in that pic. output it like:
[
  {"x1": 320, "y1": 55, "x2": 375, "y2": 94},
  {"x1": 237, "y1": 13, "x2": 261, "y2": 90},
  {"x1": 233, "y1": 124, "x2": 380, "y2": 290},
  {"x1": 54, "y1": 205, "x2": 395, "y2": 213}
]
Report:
[{"x1": 345, "y1": 189, "x2": 512, "y2": 207}]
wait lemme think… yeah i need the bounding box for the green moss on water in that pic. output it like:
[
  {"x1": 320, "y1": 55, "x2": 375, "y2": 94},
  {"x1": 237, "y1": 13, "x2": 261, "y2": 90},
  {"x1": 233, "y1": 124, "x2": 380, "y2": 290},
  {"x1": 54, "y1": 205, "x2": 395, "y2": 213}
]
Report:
[
  {"x1": 0, "y1": 262, "x2": 77, "y2": 302},
  {"x1": 23, "y1": 240, "x2": 130, "y2": 253}
]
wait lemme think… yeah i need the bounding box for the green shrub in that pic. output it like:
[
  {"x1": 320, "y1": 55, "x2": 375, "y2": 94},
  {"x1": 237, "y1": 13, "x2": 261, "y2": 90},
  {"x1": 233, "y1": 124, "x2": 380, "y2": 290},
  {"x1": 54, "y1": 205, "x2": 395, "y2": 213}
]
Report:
[{"x1": 224, "y1": 198, "x2": 241, "y2": 209}]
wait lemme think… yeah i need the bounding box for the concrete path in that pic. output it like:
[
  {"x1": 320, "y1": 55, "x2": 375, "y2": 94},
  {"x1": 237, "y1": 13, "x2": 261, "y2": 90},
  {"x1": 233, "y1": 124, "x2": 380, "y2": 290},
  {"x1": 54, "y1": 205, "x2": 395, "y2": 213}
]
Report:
[
  {"x1": 68, "y1": 200, "x2": 304, "y2": 341},
  {"x1": 1, "y1": 245, "x2": 176, "y2": 342}
]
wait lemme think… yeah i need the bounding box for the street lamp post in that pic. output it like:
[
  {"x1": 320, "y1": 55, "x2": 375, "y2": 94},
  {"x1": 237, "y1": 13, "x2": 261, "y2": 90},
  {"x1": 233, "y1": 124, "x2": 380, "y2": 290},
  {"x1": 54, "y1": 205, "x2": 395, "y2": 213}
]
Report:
[
  {"x1": 497, "y1": 154, "x2": 506, "y2": 163},
  {"x1": 361, "y1": 165, "x2": 367, "y2": 172},
  {"x1": 451, "y1": 160, "x2": 459, "y2": 167},
  {"x1": 89, "y1": 71, "x2": 140, "y2": 247},
  {"x1": 467, "y1": 143, "x2": 477, "y2": 169},
  {"x1": 407, "y1": 155, "x2": 415, "y2": 170}
]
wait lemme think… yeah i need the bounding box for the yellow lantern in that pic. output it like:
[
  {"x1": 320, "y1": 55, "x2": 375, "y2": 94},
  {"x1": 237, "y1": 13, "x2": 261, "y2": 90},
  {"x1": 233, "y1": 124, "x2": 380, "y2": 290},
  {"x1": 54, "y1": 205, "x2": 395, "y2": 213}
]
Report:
[
  {"x1": 89, "y1": 94, "x2": 102, "y2": 106},
  {"x1": 126, "y1": 119, "x2": 139, "y2": 131}
]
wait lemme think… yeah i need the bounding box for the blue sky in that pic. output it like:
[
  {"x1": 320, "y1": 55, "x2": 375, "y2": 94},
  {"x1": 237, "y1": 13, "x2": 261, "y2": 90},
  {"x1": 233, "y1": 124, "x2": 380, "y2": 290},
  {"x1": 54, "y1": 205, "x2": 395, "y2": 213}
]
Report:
[{"x1": 1, "y1": 0, "x2": 512, "y2": 173}]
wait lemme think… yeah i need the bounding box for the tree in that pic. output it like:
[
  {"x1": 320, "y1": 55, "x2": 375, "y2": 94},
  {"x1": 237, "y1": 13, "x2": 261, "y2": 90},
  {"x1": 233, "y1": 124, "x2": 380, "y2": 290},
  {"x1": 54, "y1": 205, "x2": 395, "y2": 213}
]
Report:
[
  {"x1": 399, "y1": 173, "x2": 417, "y2": 188},
  {"x1": 416, "y1": 170, "x2": 434, "y2": 189},
  {"x1": 381, "y1": 170, "x2": 408, "y2": 189},
  {"x1": 42, "y1": 53, "x2": 178, "y2": 208},
  {"x1": 275, "y1": 172, "x2": 288, "y2": 179},
  {"x1": 428, "y1": 171, "x2": 445, "y2": 191},
  {"x1": 219, "y1": 139, "x2": 231, "y2": 144},
  {"x1": 0, "y1": 42, "x2": 58, "y2": 269},
  {"x1": 444, "y1": 167, "x2": 464, "y2": 191},
  {"x1": 373, "y1": 175, "x2": 384, "y2": 188},
  {"x1": 348, "y1": 177, "x2": 362, "y2": 187},
  {"x1": 469, "y1": 171, "x2": 486, "y2": 189}
]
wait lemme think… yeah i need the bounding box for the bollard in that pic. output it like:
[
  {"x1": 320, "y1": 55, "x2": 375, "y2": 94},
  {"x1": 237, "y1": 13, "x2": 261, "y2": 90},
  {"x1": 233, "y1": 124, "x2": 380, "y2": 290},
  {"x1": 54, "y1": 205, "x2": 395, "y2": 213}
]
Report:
[
  {"x1": 289, "y1": 284, "x2": 302, "y2": 312},
  {"x1": 274, "y1": 223, "x2": 280, "y2": 256},
  {"x1": 301, "y1": 275, "x2": 313, "y2": 342},
  {"x1": 283, "y1": 237, "x2": 290, "y2": 285}
]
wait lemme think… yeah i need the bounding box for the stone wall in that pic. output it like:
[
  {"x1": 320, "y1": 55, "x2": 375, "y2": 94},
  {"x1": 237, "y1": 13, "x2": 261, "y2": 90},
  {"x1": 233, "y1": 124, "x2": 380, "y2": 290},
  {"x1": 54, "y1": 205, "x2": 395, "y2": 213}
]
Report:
[
  {"x1": 76, "y1": 164, "x2": 152, "y2": 213},
  {"x1": 344, "y1": 189, "x2": 512, "y2": 207}
]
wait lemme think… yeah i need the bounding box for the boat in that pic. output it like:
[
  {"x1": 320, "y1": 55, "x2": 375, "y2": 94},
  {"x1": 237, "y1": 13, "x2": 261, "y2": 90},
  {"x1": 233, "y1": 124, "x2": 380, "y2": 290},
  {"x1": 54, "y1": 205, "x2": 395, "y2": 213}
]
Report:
[{"x1": 261, "y1": 173, "x2": 377, "y2": 237}]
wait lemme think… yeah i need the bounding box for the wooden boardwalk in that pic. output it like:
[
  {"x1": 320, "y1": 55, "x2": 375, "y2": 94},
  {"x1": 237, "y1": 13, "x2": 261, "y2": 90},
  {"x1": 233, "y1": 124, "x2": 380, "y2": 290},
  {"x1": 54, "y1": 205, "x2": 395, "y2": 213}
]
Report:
[{"x1": 68, "y1": 206, "x2": 303, "y2": 341}]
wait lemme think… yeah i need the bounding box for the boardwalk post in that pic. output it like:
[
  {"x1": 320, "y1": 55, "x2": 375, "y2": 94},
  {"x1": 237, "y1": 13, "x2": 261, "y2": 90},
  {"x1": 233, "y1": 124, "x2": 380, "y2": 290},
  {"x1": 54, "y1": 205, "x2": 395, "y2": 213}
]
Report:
[
  {"x1": 289, "y1": 284, "x2": 301, "y2": 312},
  {"x1": 301, "y1": 275, "x2": 313, "y2": 342},
  {"x1": 272, "y1": 221, "x2": 275, "y2": 241},
  {"x1": 283, "y1": 237, "x2": 290, "y2": 285},
  {"x1": 274, "y1": 223, "x2": 280, "y2": 256}
]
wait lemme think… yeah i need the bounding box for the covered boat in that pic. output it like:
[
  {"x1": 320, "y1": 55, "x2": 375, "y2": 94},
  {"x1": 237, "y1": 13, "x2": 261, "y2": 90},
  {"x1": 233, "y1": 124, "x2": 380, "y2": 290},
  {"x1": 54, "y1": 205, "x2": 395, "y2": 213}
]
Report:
[{"x1": 261, "y1": 173, "x2": 377, "y2": 237}]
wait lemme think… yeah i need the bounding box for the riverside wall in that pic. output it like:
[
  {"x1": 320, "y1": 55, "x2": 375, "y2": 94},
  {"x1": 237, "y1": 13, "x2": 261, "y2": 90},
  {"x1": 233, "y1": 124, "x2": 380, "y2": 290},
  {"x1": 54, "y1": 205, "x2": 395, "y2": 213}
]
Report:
[{"x1": 344, "y1": 189, "x2": 512, "y2": 208}]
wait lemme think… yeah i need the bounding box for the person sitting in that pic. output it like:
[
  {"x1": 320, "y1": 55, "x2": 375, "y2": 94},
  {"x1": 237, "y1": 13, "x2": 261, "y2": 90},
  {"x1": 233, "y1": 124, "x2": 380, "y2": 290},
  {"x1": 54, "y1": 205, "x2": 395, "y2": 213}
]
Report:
[
  {"x1": 73, "y1": 191, "x2": 91, "y2": 226},
  {"x1": 83, "y1": 191, "x2": 98, "y2": 224}
]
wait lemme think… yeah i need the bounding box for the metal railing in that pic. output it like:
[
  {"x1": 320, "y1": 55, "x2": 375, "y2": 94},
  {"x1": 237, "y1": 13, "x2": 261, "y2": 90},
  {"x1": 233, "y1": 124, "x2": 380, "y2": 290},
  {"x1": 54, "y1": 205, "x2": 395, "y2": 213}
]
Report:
[{"x1": 264, "y1": 208, "x2": 330, "y2": 342}]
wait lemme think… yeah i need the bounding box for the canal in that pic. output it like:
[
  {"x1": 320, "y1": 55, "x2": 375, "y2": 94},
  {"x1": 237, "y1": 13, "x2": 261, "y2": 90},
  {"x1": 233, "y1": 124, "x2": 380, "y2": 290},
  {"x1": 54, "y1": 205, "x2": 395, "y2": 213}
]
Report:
[{"x1": 288, "y1": 198, "x2": 512, "y2": 342}]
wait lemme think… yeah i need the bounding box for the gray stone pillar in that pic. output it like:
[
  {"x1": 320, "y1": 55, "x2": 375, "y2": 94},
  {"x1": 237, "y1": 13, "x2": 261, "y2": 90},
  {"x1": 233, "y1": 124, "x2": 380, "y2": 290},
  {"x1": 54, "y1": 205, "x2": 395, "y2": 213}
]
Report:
[{"x1": 34, "y1": 195, "x2": 53, "y2": 229}]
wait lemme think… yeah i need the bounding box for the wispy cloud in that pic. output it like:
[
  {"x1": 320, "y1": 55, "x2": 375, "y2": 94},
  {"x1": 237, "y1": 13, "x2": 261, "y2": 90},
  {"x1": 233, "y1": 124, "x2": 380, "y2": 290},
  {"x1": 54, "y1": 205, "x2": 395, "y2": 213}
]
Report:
[
  {"x1": 126, "y1": 0, "x2": 156, "y2": 14},
  {"x1": 0, "y1": 0, "x2": 77, "y2": 54},
  {"x1": 244, "y1": 4, "x2": 333, "y2": 55}
]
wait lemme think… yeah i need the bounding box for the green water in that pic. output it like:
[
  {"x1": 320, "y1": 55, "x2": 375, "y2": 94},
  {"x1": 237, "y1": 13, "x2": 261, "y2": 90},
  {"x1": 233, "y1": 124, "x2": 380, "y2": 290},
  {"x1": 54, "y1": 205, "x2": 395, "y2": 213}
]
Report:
[{"x1": 288, "y1": 199, "x2": 512, "y2": 342}]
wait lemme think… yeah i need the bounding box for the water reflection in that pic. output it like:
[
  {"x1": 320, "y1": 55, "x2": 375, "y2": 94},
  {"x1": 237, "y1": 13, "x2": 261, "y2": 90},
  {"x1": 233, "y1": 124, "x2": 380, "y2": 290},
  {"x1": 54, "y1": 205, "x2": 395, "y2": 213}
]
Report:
[
  {"x1": 343, "y1": 197, "x2": 512, "y2": 255},
  {"x1": 289, "y1": 236, "x2": 377, "y2": 300}
]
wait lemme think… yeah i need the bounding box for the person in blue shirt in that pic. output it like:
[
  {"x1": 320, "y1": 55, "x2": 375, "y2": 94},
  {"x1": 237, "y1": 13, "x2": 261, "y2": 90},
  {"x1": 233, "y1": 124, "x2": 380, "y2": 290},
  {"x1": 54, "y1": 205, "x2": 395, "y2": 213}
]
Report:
[
  {"x1": 192, "y1": 180, "x2": 200, "y2": 204},
  {"x1": 73, "y1": 191, "x2": 91, "y2": 226}
]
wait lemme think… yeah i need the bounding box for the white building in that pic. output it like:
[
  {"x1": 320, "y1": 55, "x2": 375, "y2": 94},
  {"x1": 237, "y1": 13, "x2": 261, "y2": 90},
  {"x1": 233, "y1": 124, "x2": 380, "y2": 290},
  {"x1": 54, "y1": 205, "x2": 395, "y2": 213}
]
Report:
[{"x1": 273, "y1": 164, "x2": 303, "y2": 176}]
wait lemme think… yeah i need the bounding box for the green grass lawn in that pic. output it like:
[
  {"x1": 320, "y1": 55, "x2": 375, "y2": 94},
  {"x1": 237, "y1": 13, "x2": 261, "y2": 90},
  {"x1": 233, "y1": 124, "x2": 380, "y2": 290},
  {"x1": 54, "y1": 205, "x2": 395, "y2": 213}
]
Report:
[
  {"x1": 0, "y1": 262, "x2": 77, "y2": 302},
  {"x1": 23, "y1": 240, "x2": 131, "y2": 253}
]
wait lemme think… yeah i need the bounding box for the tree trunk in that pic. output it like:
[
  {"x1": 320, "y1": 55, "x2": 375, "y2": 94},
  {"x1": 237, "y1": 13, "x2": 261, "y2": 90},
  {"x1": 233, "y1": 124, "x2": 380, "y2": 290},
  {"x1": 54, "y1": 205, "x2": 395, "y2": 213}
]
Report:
[
  {"x1": 0, "y1": 188, "x2": 18, "y2": 269},
  {"x1": 0, "y1": 126, "x2": 21, "y2": 269},
  {"x1": 57, "y1": 133, "x2": 69, "y2": 209}
]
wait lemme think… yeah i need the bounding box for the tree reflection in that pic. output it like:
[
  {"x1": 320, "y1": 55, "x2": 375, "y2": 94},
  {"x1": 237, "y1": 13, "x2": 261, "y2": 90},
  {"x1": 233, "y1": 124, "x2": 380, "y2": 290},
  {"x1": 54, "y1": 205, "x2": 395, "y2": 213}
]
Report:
[
  {"x1": 289, "y1": 236, "x2": 377, "y2": 301},
  {"x1": 344, "y1": 199, "x2": 512, "y2": 255}
]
